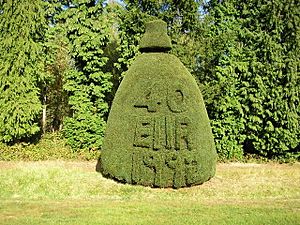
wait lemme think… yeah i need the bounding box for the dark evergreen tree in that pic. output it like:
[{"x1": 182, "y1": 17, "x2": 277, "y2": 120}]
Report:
[
  {"x1": 56, "y1": 0, "x2": 113, "y2": 150},
  {"x1": 198, "y1": 0, "x2": 300, "y2": 159},
  {"x1": 0, "y1": 0, "x2": 47, "y2": 142},
  {"x1": 44, "y1": 25, "x2": 71, "y2": 132}
]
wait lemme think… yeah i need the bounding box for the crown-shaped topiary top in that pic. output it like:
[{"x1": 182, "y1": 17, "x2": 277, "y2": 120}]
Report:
[{"x1": 139, "y1": 19, "x2": 172, "y2": 52}]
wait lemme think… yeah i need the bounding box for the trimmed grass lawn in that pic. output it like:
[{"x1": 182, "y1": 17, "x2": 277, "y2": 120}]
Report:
[{"x1": 0, "y1": 161, "x2": 299, "y2": 225}]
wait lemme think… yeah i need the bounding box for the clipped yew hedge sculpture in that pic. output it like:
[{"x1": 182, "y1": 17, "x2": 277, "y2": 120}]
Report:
[{"x1": 100, "y1": 20, "x2": 217, "y2": 188}]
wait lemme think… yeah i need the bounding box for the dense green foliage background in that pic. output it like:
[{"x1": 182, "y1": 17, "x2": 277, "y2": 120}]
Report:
[{"x1": 0, "y1": 0, "x2": 299, "y2": 161}]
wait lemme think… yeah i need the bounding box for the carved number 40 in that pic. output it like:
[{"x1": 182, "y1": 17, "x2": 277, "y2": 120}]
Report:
[{"x1": 134, "y1": 84, "x2": 187, "y2": 113}]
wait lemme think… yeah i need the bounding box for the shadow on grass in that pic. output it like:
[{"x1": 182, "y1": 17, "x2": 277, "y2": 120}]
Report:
[{"x1": 95, "y1": 156, "x2": 102, "y2": 173}]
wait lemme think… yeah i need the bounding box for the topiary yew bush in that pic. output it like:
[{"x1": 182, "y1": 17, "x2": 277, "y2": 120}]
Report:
[{"x1": 100, "y1": 20, "x2": 217, "y2": 188}]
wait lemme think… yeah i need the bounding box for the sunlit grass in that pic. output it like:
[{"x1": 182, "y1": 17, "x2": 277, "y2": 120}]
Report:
[{"x1": 0, "y1": 161, "x2": 299, "y2": 225}]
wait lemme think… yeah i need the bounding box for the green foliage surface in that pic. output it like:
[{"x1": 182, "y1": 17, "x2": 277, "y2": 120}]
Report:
[
  {"x1": 198, "y1": 0, "x2": 300, "y2": 160},
  {"x1": 55, "y1": 0, "x2": 113, "y2": 150},
  {"x1": 0, "y1": 133, "x2": 98, "y2": 161},
  {"x1": 139, "y1": 20, "x2": 172, "y2": 51},
  {"x1": 115, "y1": 0, "x2": 202, "y2": 75},
  {"x1": 0, "y1": 0, "x2": 298, "y2": 162},
  {"x1": 43, "y1": 26, "x2": 71, "y2": 132},
  {"x1": 0, "y1": 0, "x2": 47, "y2": 142},
  {"x1": 100, "y1": 20, "x2": 216, "y2": 188}
]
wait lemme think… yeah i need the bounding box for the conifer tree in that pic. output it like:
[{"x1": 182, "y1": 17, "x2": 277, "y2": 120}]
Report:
[
  {"x1": 0, "y1": 0, "x2": 47, "y2": 142},
  {"x1": 44, "y1": 25, "x2": 71, "y2": 132},
  {"x1": 58, "y1": 0, "x2": 113, "y2": 149},
  {"x1": 198, "y1": 0, "x2": 300, "y2": 159}
]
